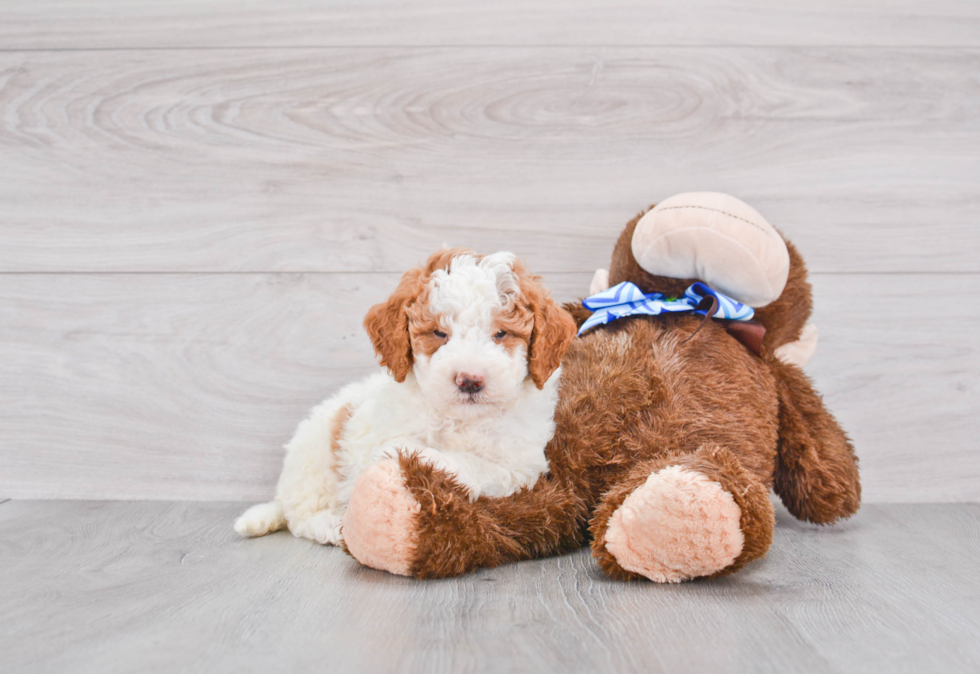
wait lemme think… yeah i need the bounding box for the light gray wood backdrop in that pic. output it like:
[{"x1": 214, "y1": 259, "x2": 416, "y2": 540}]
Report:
[{"x1": 0, "y1": 1, "x2": 977, "y2": 502}]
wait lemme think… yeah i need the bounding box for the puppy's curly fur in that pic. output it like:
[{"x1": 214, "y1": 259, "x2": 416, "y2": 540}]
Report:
[{"x1": 235, "y1": 249, "x2": 577, "y2": 547}]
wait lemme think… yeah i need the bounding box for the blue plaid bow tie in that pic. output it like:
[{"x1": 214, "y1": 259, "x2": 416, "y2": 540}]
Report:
[{"x1": 578, "y1": 281, "x2": 755, "y2": 336}]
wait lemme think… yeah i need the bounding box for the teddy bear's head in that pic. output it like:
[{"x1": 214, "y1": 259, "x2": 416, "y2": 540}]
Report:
[{"x1": 602, "y1": 193, "x2": 815, "y2": 357}]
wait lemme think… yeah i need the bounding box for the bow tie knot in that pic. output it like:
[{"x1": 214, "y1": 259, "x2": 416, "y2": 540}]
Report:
[{"x1": 578, "y1": 281, "x2": 755, "y2": 336}]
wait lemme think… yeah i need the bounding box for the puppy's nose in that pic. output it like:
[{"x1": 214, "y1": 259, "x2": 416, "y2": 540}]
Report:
[{"x1": 455, "y1": 373, "x2": 485, "y2": 395}]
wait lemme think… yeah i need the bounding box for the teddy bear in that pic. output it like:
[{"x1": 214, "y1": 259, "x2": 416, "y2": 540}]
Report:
[{"x1": 340, "y1": 192, "x2": 861, "y2": 582}]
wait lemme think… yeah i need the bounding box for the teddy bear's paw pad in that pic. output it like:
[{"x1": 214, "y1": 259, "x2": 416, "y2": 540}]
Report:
[
  {"x1": 605, "y1": 465, "x2": 744, "y2": 582},
  {"x1": 342, "y1": 459, "x2": 421, "y2": 576}
]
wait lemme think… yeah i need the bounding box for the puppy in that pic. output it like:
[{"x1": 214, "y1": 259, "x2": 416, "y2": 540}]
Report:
[{"x1": 234, "y1": 248, "x2": 577, "y2": 545}]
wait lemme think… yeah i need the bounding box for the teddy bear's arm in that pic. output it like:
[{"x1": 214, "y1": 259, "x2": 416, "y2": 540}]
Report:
[
  {"x1": 342, "y1": 452, "x2": 590, "y2": 578},
  {"x1": 402, "y1": 456, "x2": 590, "y2": 578},
  {"x1": 768, "y1": 357, "x2": 861, "y2": 524}
]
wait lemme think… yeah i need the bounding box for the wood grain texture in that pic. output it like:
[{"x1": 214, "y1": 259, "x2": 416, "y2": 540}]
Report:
[
  {"x1": 0, "y1": 272, "x2": 588, "y2": 501},
  {"x1": 0, "y1": 3, "x2": 976, "y2": 508},
  {"x1": 807, "y1": 274, "x2": 980, "y2": 503},
  {"x1": 1, "y1": 48, "x2": 978, "y2": 273},
  {"x1": 0, "y1": 272, "x2": 975, "y2": 502},
  {"x1": 2, "y1": 0, "x2": 980, "y2": 48},
  {"x1": 1, "y1": 500, "x2": 978, "y2": 674}
]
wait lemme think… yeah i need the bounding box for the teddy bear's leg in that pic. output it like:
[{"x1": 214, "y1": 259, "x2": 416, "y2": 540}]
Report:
[
  {"x1": 342, "y1": 453, "x2": 589, "y2": 578},
  {"x1": 590, "y1": 444, "x2": 774, "y2": 582},
  {"x1": 767, "y1": 357, "x2": 861, "y2": 524}
]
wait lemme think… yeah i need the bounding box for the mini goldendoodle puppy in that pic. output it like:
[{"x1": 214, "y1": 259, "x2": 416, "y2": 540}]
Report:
[{"x1": 234, "y1": 248, "x2": 576, "y2": 546}]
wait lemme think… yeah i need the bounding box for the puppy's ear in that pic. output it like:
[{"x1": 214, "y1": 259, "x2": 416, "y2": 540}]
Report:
[
  {"x1": 518, "y1": 265, "x2": 577, "y2": 389},
  {"x1": 363, "y1": 268, "x2": 422, "y2": 383}
]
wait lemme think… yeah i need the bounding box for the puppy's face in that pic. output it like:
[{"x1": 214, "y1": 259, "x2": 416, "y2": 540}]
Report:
[
  {"x1": 364, "y1": 249, "x2": 576, "y2": 418},
  {"x1": 409, "y1": 252, "x2": 533, "y2": 415}
]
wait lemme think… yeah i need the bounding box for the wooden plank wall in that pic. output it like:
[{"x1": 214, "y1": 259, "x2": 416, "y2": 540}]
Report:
[{"x1": 1, "y1": 1, "x2": 977, "y2": 501}]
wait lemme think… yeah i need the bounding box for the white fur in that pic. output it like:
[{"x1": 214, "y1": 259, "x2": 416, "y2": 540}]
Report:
[{"x1": 235, "y1": 253, "x2": 560, "y2": 545}]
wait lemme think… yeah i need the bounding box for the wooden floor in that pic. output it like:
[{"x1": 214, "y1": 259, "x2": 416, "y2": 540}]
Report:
[{"x1": 1, "y1": 499, "x2": 978, "y2": 674}]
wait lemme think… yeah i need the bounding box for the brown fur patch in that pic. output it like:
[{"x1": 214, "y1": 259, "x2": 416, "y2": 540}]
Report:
[
  {"x1": 511, "y1": 259, "x2": 577, "y2": 389},
  {"x1": 489, "y1": 301, "x2": 533, "y2": 359},
  {"x1": 363, "y1": 248, "x2": 476, "y2": 381},
  {"x1": 406, "y1": 299, "x2": 446, "y2": 359},
  {"x1": 328, "y1": 403, "x2": 353, "y2": 483},
  {"x1": 768, "y1": 356, "x2": 861, "y2": 524},
  {"x1": 754, "y1": 240, "x2": 813, "y2": 354},
  {"x1": 399, "y1": 453, "x2": 588, "y2": 579}
]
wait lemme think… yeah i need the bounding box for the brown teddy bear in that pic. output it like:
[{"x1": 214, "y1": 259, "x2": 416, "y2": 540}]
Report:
[{"x1": 341, "y1": 192, "x2": 861, "y2": 581}]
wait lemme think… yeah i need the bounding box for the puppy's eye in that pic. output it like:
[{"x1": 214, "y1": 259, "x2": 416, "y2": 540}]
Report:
[
  {"x1": 493, "y1": 330, "x2": 507, "y2": 339},
  {"x1": 433, "y1": 330, "x2": 448, "y2": 339}
]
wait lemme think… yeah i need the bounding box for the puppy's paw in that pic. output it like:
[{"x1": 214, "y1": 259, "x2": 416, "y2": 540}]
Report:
[
  {"x1": 307, "y1": 510, "x2": 344, "y2": 546},
  {"x1": 343, "y1": 460, "x2": 421, "y2": 576},
  {"x1": 413, "y1": 448, "x2": 480, "y2": 500}
]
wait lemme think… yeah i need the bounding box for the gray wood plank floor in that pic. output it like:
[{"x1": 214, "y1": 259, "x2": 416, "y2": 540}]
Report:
[{"x1": 1, "y1": 500, "x2": 978, "y2": 674}]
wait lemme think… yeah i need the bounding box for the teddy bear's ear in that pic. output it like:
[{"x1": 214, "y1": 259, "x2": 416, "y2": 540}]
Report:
[
  {"x1": 589, "y1": 268, "x2": 610, "y2": 295},
  {"x1": 774, "y1": 322, "x2": 819, "y2": 368},
  {"x1": 631, "y1": 193, "x2": 790, "y2": 307}
]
